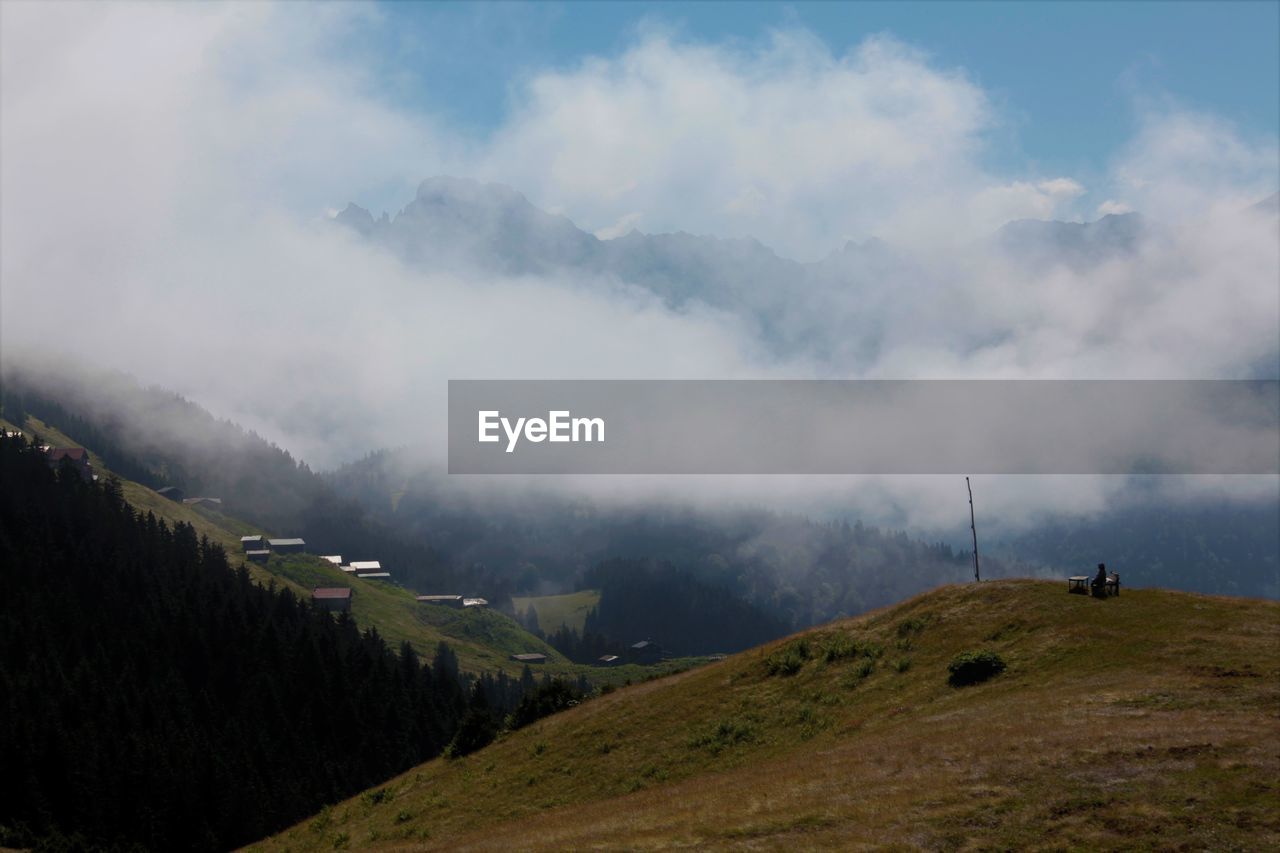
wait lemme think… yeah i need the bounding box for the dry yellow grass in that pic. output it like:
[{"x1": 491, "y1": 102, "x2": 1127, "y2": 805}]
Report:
[{"x1": 253, "y1": 580, "x2": 1280, "y2": 851}]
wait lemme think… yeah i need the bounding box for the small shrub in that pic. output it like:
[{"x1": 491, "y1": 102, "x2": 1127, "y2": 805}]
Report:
[
  {"x1": 689, "y1": 718, "x2": 757, "y2": 755},
  {"x1": 894, "y1": 657, "x2": 912, "y2": 673},
  {"x1": 641, "y1": 764, "x2": 668, "y2": 781},
  {"x1": 363, "y1": 788, "x2": 392, "y2": 807},
  {"x1": 394, "y1": 810, "x2": 413, "y2": 824},
  {"x1": 947, "y1": 650, "x2": 1007, "y2": 686},
  {"x1": 823, "y1": 634, "x2": 858, "y2": 662},
  {"x1": 769, "y1": 651, "x2": 803, "y2": 675},
  {"x1": 854, "y1": 658, "x2": 875, "y2": 679},
  {"x1": 310, "y1": 805, "x2": 332, "y2": 834},
  {"x1": 896, "y1": 616, "x2": 928, "y2": 637},
  {"x1": 531, "y1": 741, "x2": 547, "y2": 756},
  {"x1": 765, "y1": 639, "x2": 811, "y2": 676},
  {"x1": 508, "y1": 679, "x2": 583, "y2": 731}
]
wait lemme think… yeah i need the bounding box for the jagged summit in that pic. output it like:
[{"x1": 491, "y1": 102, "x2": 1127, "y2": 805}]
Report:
[
  {"x1": 332, "y1": 177, "x2": 1156, "y2": 362},
  {"x1": 996, "y1": 211, "x2": 1146, "y2": 269},
  {"x1": 334, "y1": 202, "x2": 381, "y2": 236}
]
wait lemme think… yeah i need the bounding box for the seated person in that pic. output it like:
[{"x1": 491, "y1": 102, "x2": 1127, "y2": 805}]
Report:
[{"x1": 1091, "y1": 562, "x2": 1108, "y2": 595}]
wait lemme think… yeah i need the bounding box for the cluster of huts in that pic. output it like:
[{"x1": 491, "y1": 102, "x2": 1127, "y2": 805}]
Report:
[
  {"x1": 21, "y1": 435, "x2": 680, "y2": 673},
  {"x1": 415, "y1": 594, "x2": 489, "y2": 608},
  {"x1": 308, "y1": 559, "x2": 393, "y2": 610},
  {"x1": 153, "y1": 486, "x2": 223, "y2": 509},
  {"x1": 604, "y1": 640, "x2": 664, "y2": 666},
  {"x1": 339, "y1": 559, "x2": 391, "y2": 579},
  {"x1": 239, "y1": 534, "x2": 308, "y2": 564},
  {"x1": 236, "y1": 537, "x2": 392, "y2": 612},
  {"x1": 509, "y1": 639, "x2": 666, "y2": 667}
]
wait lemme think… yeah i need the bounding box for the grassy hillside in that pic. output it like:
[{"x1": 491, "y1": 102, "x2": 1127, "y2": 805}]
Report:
[
  {"x1": 8, "y1": 416, "x2": 288, "y2": 586},
  {"x1": 254, "y1": 580, "x2": 1280, "y2": 851},
  {"x1": 511, "y1": 589, "x2": 601, "y2": 633},
  {"x1": 5, "y1": 415, "x2": 695, "y2": 684}
]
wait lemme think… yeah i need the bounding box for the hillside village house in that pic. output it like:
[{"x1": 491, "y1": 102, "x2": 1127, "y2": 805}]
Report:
[
  {"x1": 629, "y1": 640, "x2": 662, "y2": 664},
  {"x1": 356, "y1": 572, "x2": 391, "y2": 579},
  {"x1": 155, "y1": 486, "x2": 184, "y2": 501},
  {"x1": 268, "y1": 538, "x2": 306, "y2": 554},
  {"x1": 416, "y1": 595, "x2": 463, "y2": 608},
  {"x1": 510, "y1": 653, "x2": 547, "y2": 664},
  {"x1": 320, "y1": 555, "x2": 343, "y2": 565},
  {"x1": 462, "y1": 598, "x2": 489, "y2": 608},
  {"x1": 245, "y1": 550, "x2": 271, "y2": 564},
  {"x1": 240, "y1": 535, "x2": 265, "y2": 551},
  {"x1": 345, "y1": 560, "x2": 381, "y2": 574},
  {"x1": 311, "y1": 587, "x2": 353, "y2": 613},
  {"x1": 45, "y1": 447, "x2": 93, "y2": 482}
]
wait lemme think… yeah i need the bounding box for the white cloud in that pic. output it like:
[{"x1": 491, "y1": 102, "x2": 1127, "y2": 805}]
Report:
[
  {"x1": 965, "y1": 179, "x2": 1083, "y2": 226},
  {"x1": 1, "y1": 3, "x2": 1276, "y2": 532},
  {"x1": 481, "y1": 30, "x2": 1083, "y2": 256},
  {"x1": 1037, "y1": 177, "x2": 1086, "y2": 198},
  {"x1": 1096, "y1": 199, "x2": 1133, "y2": 216},
  {"x1": 1109, "y1": 108, "x2": 1279, "y2": 217}
]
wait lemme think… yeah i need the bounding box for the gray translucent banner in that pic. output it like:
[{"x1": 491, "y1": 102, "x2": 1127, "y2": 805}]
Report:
[{"x1": 447, "y1": 380, "x2": 1279, "y2": 475}]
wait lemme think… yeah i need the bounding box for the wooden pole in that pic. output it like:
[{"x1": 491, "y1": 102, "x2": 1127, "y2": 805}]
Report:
[{"x1": 966, "y1": 476, "x2": 981, "y2": 582}]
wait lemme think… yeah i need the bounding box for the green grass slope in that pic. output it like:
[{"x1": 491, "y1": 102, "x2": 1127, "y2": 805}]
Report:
[
  {"x1": 4, "y1": 415, "x2": 567, "y2": 676},
  {"x1": 265, "y1": 553, "x2": 564, "y2": 672},
  {"x1": 9, "y1": 416, "x2": 288, "y2": 585},
  {"x1": 6, "y1": 415, "x2": 697, "y2": 684},
  {"x1": 511, "y1": 589, "x2": 601, "y2": 633},
  {"x1": 254, "y1": 580, "x2": 1280, "y2": 851}
]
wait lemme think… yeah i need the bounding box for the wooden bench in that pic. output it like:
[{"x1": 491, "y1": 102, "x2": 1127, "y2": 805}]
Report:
[{"x1": 1069, "y1": 573, "x2": 1120, "y2": 596}]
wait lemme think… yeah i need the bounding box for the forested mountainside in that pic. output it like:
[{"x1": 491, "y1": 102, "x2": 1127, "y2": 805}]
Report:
[
  {"x1": 4, "y1": 362, "x2": 1275, "y2": 673},
  {"x1": 0, "y1": 436, "x2": 474, "y2": 850},
  {"x1": 1, "y1": 365, "x2": 1000, "y2": 640},
  {"x1": 332, "y1": 447, "x2": 1019, "y2": 628},
  {"x1": 1, "y1": 366, "x2": 485, "y2": 600}
]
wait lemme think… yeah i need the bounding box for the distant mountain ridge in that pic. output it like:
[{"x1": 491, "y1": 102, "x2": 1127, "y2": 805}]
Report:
[
  {"x1": 996, "y1": 211, "x2": 1146, "y2": 270},
  {"x1": 337, "y1": 177, "x2": 1172, "y2": 364},
  {"x1": 337, "y1": 176, "x2": 1168, "y2": 276}
]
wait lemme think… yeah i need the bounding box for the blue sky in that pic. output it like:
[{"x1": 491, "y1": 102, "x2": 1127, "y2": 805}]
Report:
[{"x1": 374, "y1": 0, "x2": 1279, "y2": 184}]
